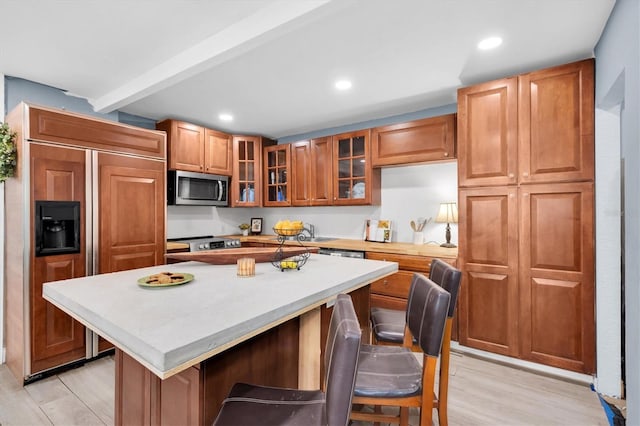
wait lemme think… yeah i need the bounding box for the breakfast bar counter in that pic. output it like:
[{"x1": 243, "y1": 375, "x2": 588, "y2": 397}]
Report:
[{"x1": 43, "y1": 254, "x2": 397, "y2": 425}]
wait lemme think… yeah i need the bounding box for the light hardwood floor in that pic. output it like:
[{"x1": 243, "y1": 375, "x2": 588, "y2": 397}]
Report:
[{"x1": 0, "y1": 353, "x2": 607, "y2": 425}]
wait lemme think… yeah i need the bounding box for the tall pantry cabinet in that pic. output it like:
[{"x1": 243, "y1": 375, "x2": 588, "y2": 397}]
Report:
[
  {"x1": 5, "y1": 103, "x2": 167, "y2": 382},
  {"x1": 457, "y1": 59, "x2": 595, "y2": 373}
]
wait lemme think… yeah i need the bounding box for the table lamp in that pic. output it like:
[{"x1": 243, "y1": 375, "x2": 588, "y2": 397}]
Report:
[{"x1": 435, "y1": 202, "x2": 458, "y2": 248}]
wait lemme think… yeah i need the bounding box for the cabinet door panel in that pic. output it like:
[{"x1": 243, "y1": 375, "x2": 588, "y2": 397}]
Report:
[
  {"x1": 462, "y1": 268, "x2": 518, "y2": 356},
  {"x1": 309, "y1": 137, "x2": 333, "y2": 205},
  {"x1": 291, "y1": 141, "x2": 311, "y2": 206},
  {"x1": 31, "y1": 256, "x2": 86, "y2": 372},
  {"x1": 457, "y1": 78, "x2": 518, "y2": 187},
  {"x1": 372, "y1": 114, "x2": 456, "y2": 166},
  {"x1": 204, "y1": 129, "x2": 232, "y2": 176},
  {"x1": 519, "y1": 182, "x2": 594, "y2": 373},
  {"x1": 159, "y1": 366, "x2": 202, "y2": 426},
  {"x1": 98, "y1": 153, "x2": 165, "y2": 273},
  {"x1": 332, "y1": 130, "x2": 380, "y2": 205},
  {"x1": 519, "y1": 59, "x2": 594, "y2": 184},
  {"x1": 263, "y1": 144, "x2": 291, "y2": 207},
  {"x1": 458, "y1": 187, "x2": 518, "y2": 356},
  {"x1": 158, "y1": 120, "x2": 204, "y2": 173},
  {"x1": 232, "y1": 136, "x2": 267, "y2": 207},
  {"x1": 30, "y1": 144, "x2": 87, "y2": 373},
  {"x1": 30, "y1": 106, "x2": 165, "y2": 159}
]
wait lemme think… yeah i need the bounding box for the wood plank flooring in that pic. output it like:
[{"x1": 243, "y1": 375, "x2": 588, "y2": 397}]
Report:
[{"x1": 0, "y1": 352, "x2": 607, "y2": 425}]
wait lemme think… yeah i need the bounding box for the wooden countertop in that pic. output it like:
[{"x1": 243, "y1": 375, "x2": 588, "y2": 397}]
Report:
[
  {"x1": 166, "y1": 242, "x2": 189, "y2": 251},
  {"x1": 237, "y1": 234, "x2": 458, "y2": 258}
]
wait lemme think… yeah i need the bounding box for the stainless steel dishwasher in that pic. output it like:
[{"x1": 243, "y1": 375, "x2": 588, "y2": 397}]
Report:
[{"x1": 317, "y1": 248, "x2": 365, "y2": 259}]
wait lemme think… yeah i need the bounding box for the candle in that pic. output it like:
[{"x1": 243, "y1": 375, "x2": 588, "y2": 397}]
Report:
[{"x1": 237, "y1": 257, "x2": 256, "y2": 277}]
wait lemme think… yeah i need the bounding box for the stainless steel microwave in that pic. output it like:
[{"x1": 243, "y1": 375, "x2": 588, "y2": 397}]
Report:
[{"x1": 167, "y1": 170, "x2": 229, "y2": 206}]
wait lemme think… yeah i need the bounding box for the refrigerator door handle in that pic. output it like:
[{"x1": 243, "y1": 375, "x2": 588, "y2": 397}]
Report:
[{"x1": 91, "y1": 151, "x2": 100, "y2": 275}]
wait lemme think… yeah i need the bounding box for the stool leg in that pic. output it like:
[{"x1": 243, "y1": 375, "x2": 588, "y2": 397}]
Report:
[{"x1": 437, "y1": 319, "x2": 453, "y2": 426}]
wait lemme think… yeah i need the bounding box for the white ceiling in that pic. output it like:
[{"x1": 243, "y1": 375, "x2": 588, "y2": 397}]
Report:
[{"x1": 1, "y1": 0, "x2": 615, "y2": 139}]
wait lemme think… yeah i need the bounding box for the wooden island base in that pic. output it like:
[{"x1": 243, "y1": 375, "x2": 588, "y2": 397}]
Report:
[{"x1": 115, "y1": 286, "x2": 370, "y2": 426}]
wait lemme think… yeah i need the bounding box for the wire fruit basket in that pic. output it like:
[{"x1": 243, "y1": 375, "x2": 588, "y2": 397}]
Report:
[{"x1": 272, "y1": 228, "x2": 310, "y2": 271}]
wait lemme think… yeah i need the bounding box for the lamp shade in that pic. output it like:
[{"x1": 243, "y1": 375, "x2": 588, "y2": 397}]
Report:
[{"x1": 435, "y1": 202, "x2": 458, "y2": 224}]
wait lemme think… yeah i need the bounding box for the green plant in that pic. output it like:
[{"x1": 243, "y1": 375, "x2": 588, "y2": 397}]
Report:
[
  {"x1": 0, "y1": 122, "x2": 17, "y2": 183},
  {"x1": 239, "y1": 223, "x2": 250, "y2": 230}
]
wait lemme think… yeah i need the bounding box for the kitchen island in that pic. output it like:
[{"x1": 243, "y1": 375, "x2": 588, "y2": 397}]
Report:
[{"x1": 43, "y1": 253, "x2": 397, "y2": 425}]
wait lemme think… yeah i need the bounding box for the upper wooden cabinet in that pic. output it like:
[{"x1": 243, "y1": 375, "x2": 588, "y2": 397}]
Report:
[
  {"x1": 458, "y1": 59, "x2": 594, "y2": 187},
  {"x1": 332, "y1": 130, "x2": 380, "y2": 205},
  {"x1": 263, "y1": 144, "x2": 291, "y2": 207},
  {"x1": 29, "y1": 106, "x2": 165, "y2": 159},
  {"x1": 231, "y1": 135, "x2": 275, "y2": 207},
  {"x1": 157, "y1": 119, "x2": 232, "y2": 176},
  {"x1": 457, "y1": 77, "x2": 518, "y2": 187},
  {"x1": 518, "y1": 60, "x2": 595, "y2": 184},
  {"x1": 157, "y1": 120, "x2": 204, "y2": 172},
  {"x1": 291, "y1": 137, "x2": 333, "y2": 206},
  {"x1": 205, "y1": 128, "x2": 233, "y2": 175},
  {"x1": 371, "y1": 114, "x2": 457, "y2": 167}
]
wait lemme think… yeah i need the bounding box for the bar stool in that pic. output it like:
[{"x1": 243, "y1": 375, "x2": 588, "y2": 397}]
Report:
[
  {"x1": 351, "y1": 273, "x2": 451, "y2": 426},
  {"x1": 369, "y1": 259, "x2": 461, "y2": 426},
  {"x1": 213, "y1": 294, "x2": 361, "y2": 426}
]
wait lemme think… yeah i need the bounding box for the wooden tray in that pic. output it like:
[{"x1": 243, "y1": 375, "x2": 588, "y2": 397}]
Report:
[{"x1": 164, "y1": 246, "x2": 317, "y2": 265}]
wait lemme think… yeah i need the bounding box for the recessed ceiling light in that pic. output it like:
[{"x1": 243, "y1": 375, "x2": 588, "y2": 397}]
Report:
[
  {"x1": 335, "y1": 79, "x2": 352, "y2": 90},
  {"x1": 477, "y1": 36, "x2": 502, "y2": 50},
  {"x1": 219, "y1": 113, "x2": 233, "y2": 122}
]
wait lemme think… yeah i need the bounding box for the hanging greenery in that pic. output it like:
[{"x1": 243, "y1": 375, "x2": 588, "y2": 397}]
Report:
[{"x1": 0, "y1": 122, "x2": 17, "y2": 182}]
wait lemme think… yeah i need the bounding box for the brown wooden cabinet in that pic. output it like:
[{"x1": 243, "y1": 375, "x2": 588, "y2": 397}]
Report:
[
  {"x1": 97, "y1": 152, "x2": 166, "y2": 273},
  {"x1": 157, "y1": 119, "x2": 232, "y2": 176},
  {"x1": 371, "y1": 114, "x2": 457, "y2": 167},
  {"x1": 158, "y1": 120, "x2": 205, "y2": 173},
  {"x1": 291, "y1": 137, "x2": 333, "y2": 206},
  {"x1": 5, "y1": 103, "x2": 167, "y2": 382},
  {"x1": 456, "y1": 59, "x2": 595, "y2": 373},
  {"x1": 457, "y1": 186, "x2": 519, "y2": 357},
  {"x1": 366, "y1": 252, "x2": 458, "y2": 339},
  {"x1": 231, "y1": 135, "x2": 275, "y2": 207},
  {"x1": 457, "y1": 77, "x2": 518, "y2": 188},
  {"x1": 458, "y1": 59, "x2": 594, "y2": 188},
  {"x1": 518, "y1": 61, "x2": 595, "y2": 184},
  {"x1": 263, "y1": 144, "x2": 291, "y2": 207},
  {"x1": 332, "y1": 130, "x2": 380, "y2": 205},
  {"x1": 204, "y1": 128, "x2": 232, "y2": 176},
  {"x1": 518, "y1": 182, "x2": 595, "y2": 372},
  {"x1": 29, "y1": 144, "x2": 87, "y2": 374}
]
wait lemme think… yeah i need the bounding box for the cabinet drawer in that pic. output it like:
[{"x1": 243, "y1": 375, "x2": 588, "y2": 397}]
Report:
[
  {"x1": 371, "y1": 271, "x2": 414, "y2": 298},
  {"x1": 366, "y1": 252, "x2": 431, "y2": 272},
  {"x1": 371, "y1": 294, "x2": 407, "y2": 311}
]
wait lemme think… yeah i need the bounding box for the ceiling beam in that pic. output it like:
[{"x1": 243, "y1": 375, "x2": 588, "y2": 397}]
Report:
[{"x1": 90, "y1": 0, "x2": 333, "y2": 113}]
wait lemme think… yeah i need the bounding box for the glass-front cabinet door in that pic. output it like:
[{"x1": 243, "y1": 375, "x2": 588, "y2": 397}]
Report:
[
  {"x1": 232, "y1": 136, "x2": 263, "y2": 207},
  {"x1": 332, "y1": 129, "x2": 378, "y2": 205},
  {"x1": 263, "y1": 144, "x2": 291, "y2": 207}
]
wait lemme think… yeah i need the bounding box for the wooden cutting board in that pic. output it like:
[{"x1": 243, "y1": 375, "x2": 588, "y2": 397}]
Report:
[{"x1": 164, "y1": 246, "x2": 318, "y2": 265}]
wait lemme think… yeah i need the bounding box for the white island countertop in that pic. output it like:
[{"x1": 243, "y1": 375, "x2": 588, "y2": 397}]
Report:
[{"x1": 43, "y1": 254, "x2": 397, "y2": 379}]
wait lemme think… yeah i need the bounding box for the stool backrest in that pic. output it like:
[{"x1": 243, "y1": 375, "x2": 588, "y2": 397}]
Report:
[
  {"x1": 405, "y1": 274, "x2": 450, "y2": 357},
  {"x1": 429, "y1": 259, "x2": 462, "y2": 318},
  {"x1": 324, "y1": 294, "x2": 362, "y2": 426}
]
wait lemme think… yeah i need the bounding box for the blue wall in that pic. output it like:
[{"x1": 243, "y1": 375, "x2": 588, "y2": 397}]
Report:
[
  {"x1": 4, "y1": 76, "x2": 156, "y2": 129},
  {"x1": 595, "y1": 0, "x2": 640, "y2": 422}
]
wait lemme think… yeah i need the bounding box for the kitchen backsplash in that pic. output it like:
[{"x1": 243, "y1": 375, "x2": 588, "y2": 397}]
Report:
[{"x1": 167, "y1": 162, "x2": 458, "y2": 245}]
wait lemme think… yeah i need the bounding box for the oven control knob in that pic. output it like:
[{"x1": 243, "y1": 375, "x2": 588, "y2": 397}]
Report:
[{"x1": 199, "y1": 243, "x2": 207, "y2": 250}]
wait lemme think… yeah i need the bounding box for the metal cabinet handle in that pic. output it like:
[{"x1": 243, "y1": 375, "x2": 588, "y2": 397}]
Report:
[{"x1": 444, "y1": 152, "x2": 449, "y2": 157}]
